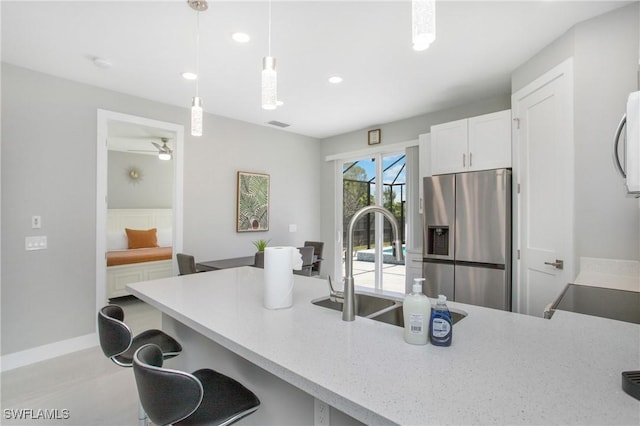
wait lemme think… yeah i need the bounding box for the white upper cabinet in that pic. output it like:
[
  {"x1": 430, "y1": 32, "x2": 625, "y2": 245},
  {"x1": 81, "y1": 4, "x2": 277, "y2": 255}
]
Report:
[
  {"x1": 430, "y1": 118, "x2": 468, "y2": 175},
  {"x1": 468, "y1": 110, "x2": 512, "y2": 171},
  {"x1": 431, "y1": 110, "x2": 512, "y2": 175}
]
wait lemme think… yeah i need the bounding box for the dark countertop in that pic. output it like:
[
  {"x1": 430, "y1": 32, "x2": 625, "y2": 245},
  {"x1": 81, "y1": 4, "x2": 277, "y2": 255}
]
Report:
[{"x1": 551, "y1": 283, "x2": 640, "y2": 324}]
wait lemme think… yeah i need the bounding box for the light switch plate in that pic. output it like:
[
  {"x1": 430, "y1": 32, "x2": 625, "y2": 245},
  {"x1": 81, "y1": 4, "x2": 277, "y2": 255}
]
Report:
[
  {"x1": 288, "y1": 224, "x2": 297, "y2": 233},
  {"x1": 32, "y1": 216, "x2": 42, "y2": 229},
  {"x1": 25, "y1": 236, "x2": 47, "y2": 251}
]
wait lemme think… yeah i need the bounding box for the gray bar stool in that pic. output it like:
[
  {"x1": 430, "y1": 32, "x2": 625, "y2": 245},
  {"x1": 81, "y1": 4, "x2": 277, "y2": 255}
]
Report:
[
  {"x1": 98, "y1": 304, "x2": 183, "y2": 425},
  {"x1": 133, "y1": 343, "x2": 261, "y2": 426}
]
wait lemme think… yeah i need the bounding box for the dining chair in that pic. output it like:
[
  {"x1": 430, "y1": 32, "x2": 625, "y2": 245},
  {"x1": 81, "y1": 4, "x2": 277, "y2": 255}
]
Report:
[
  {"x1": 294, "y1": 246, "x2": 315, "y2": 276},
  {"x1": 304, "y1": 241, "x2": 324, "y2": 276},
  {"x1": 176, "y1": 253, "x2": 203, "y2": 275}
]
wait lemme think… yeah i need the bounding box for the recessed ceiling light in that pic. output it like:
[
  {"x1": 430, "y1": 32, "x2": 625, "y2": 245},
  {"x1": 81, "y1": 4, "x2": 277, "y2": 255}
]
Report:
[
  {"x1": 276, "y1": 100, "x2": 284, "y2": 106},
  {"x1": 232, "y1": 32, "x2": 251, "y2": 43},
  {"x1": 328, "y1": 76, "x2": 343, "y2": 84},
  {"x1": 182, "y1": 72, "x2": 198, "y2": 80}
]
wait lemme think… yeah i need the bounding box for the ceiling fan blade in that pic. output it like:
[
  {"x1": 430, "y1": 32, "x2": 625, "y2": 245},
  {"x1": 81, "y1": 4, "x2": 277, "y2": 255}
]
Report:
[{"x1": 155, "y1": 141, "x2": 173, "y2": 154}]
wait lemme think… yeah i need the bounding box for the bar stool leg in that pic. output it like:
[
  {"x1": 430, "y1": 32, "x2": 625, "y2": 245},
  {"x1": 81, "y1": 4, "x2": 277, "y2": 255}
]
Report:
[{"x1": 138, "y1": 402, "x2": 147, "y2": 426}]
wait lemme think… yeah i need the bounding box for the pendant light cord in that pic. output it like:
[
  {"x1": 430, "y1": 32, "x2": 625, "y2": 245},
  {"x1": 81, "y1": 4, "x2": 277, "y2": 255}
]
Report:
[
  {"x1": 195, "y1": 11, "x2": 200, "y2": 96},
  {"x1": 268, "y1": 0, "x2": 272, "y2": 57}
]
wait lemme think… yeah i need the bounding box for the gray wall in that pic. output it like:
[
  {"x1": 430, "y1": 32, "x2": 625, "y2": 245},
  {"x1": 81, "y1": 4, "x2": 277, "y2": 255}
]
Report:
[
  {"x1": 1, "y1": 63, "x2": 321, "y2": 355},
  {"x1": 183, "y1": 109, "x2": 321, "y2": 261},
  {"x1": 318, "y1": 95, "x2": 511, "y2": 277},
  {"x1": 512, "y1": 3, "x2": 640, "y2": 262},
  {"x1": 321, "y1": 95, "x2": 511, "y2": 158},
  {"x1": 107, "y1": 151, "x2": 173, "y2": 209}
]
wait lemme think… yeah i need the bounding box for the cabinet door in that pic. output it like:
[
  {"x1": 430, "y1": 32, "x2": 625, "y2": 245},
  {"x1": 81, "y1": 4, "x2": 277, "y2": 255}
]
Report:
[
  {"x1": 467, "y1": 110, "x2": 512, "y2": 171},
  {"x1": 430, "y1": 118, "x2": 468, "y2": 175}
]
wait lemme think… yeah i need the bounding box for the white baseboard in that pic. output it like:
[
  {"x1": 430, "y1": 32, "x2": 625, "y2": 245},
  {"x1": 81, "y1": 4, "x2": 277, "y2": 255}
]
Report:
[{"x1": 1, "y1": 333, "x2": 98, "y2": 372}]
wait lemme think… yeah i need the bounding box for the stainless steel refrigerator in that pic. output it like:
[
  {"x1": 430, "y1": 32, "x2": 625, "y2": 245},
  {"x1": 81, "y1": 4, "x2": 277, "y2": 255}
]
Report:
[{"x1": 422, "y1": 169, "x2": 512, "y2": 311}]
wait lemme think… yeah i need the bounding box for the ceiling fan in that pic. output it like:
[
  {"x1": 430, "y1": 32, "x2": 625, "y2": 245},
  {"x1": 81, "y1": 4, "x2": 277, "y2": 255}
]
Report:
[{"x1": 128, "y1": 137, "x2": 173, "y2": 160}]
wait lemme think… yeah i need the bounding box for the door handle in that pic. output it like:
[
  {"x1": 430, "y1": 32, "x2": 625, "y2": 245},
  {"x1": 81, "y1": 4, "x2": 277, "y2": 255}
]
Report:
[{"x1": 544, "y1": 259, "x2": 564, "y2": 270}]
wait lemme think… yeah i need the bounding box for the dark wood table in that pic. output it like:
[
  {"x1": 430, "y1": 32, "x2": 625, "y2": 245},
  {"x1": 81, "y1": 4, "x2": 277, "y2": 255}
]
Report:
[{"x1": 196, "y1": 256, "x2": 255, "y2": 271}]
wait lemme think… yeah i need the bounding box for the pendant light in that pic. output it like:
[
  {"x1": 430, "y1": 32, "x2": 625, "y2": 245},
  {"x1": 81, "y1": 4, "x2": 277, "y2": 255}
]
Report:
[
  {"x1": 189, "y1": 0, "x2": 208, "y2": 136},
  {"x1": 412, "y1": 0, "x2": 436, "y2": 51},
  {"x1": 261, "y1": 0, "x2": 277, "y2": 110}
]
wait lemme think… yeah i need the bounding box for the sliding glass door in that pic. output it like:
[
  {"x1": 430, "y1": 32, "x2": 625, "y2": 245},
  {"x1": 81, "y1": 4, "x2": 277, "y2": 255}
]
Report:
[{"x1": 341, "y1": 152, "x2": 406, "y2": 292}]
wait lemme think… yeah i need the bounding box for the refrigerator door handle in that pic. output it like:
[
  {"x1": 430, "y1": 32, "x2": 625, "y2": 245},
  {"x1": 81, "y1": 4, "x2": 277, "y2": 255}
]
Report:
[{"x1": 613, "y1": 113, "x2": 627, "y2": 178}]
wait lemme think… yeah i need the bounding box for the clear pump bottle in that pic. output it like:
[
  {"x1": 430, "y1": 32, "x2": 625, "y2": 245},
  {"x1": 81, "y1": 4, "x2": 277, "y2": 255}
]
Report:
[{"x1": 403, "y1": 278, "x2": 431, "y2": 345}]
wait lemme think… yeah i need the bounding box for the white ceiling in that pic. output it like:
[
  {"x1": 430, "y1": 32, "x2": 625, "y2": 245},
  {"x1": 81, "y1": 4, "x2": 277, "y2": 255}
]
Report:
[
  {"x1": 1, "y1": 1, "x2": 631, "y2": 139},
  {"x1": 107, "y1": 121, "x2": 176, "y2": 155}
]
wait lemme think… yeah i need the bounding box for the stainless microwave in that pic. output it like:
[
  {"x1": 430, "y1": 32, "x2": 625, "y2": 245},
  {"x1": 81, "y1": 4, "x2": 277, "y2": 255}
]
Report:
[{"x1": 614, "y1": 90, "x2": 640, "y2": 194}]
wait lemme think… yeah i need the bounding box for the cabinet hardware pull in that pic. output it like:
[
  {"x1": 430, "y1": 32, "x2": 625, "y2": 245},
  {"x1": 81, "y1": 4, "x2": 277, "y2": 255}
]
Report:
[{"x1": 463, "y1": 153, "x2": 466, "y2": 167}]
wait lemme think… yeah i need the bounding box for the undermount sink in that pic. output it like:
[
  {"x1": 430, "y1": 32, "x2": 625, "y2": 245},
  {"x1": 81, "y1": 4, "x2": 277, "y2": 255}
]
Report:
[
  {"x1": 370, "y1": 304, "x2": 467, "y2": 327},
  {"x1": 312, "y1": 293, "x2": 467, "y2": 327},
  {"x1": 312, "y1": 293, "x2": 398, "y2": 317}
]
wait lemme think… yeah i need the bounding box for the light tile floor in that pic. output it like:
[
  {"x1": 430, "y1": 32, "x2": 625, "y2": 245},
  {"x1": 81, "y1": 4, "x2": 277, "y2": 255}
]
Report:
[{"x1": 1, "y1": 297, "x2": 163, "y2": 426}]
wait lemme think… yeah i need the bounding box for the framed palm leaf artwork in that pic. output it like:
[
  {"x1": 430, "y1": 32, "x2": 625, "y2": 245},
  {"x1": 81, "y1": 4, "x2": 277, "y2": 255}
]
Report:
[{"x1": 236, "y1": 171, "x2": 270, "y2": 232}]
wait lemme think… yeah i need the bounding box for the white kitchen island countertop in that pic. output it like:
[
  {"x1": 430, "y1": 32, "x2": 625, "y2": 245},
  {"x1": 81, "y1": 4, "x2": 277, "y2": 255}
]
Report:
[{"x1": 128, "y1": 266, "x2": 639, "y2": 425}]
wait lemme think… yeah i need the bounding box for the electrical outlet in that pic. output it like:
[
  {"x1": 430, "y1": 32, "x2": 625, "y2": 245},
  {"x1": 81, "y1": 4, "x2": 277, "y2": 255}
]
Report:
[
  {"x1": 314, "y1": 399, "x2": 330, "y2": 426},
  {"x1": 25, "y1": 236, "x2": 47, "y2": 251},
  {"x1": 289, "y1": 224, "x2": 297, "y2": 233}
]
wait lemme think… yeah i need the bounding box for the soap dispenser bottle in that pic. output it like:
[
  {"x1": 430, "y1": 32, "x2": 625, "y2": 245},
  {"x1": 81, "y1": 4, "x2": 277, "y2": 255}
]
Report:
[
  {"x1": 430, "y1": 294, "x2": 453, "y2": 346},
  {"x1": 403, "y1": 278, "x2": 431, "y2": 345}
]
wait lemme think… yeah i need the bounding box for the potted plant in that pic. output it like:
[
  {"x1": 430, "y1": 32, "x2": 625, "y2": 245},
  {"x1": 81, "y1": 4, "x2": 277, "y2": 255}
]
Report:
[{"x1": 252, "y1": 239, "x2": 270, "y2": 268}]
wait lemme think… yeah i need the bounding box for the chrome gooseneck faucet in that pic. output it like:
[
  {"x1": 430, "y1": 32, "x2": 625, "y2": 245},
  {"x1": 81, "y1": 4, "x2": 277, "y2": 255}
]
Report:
[{"x1": 343, "y1": 205, "x2": 404, "y2": 321}]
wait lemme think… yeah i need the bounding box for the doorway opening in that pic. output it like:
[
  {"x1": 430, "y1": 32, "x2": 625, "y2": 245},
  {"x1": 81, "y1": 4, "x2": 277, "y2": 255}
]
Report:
[
  {"x1": 341, "y1": 152, "x2": 406, "y2": 293},
  {"x1": 96, "y1": 110, "x2": 184, "y2": 315}
]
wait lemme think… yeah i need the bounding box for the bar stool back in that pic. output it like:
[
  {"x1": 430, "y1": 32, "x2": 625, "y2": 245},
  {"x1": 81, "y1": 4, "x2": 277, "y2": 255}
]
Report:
[
  {"x1": 133, "y1": 343, "x2": 260, "y2": 426},
  {"x1": 98, "y1": 305, "x2": 183, "y2": 425}
]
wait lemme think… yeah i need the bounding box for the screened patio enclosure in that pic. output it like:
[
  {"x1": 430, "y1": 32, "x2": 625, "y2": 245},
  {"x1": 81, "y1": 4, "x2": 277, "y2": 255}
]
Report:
[{"x1": 342, "y1": 154, "x2": 406, "y2": 262}]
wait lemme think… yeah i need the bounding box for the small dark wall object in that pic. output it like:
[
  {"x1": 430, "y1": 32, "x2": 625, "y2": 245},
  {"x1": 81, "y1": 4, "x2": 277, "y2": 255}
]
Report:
[{"x1": 368, "y1": 129, "x2": 381, "y2": 145}]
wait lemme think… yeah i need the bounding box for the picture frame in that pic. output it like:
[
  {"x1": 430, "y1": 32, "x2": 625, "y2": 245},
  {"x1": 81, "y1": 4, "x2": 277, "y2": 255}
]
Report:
[
  {"x1": 236, "y1": 171, "x2": 270, "y2": 232},
  {"x1": 368, "y1": 128, "x2": 381, "y2": 145}
]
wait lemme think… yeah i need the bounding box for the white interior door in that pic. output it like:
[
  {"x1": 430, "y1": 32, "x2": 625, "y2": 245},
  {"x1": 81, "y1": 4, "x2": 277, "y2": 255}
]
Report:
[{"x1": 512, "y1": 59, "x2": 574, "y2": 317}]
